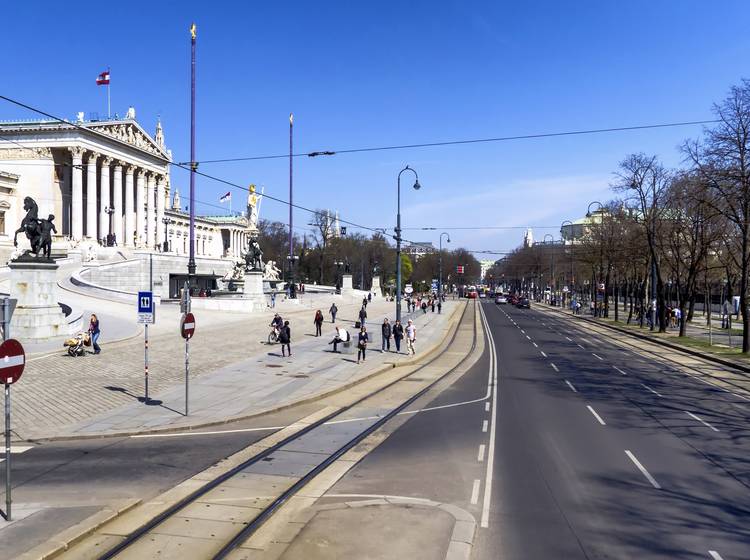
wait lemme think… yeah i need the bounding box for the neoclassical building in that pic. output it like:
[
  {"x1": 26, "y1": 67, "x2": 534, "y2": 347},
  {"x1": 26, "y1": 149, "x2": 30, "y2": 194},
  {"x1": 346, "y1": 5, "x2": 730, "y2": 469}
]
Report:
[{"x1": 0, "y1": 112, "x2": 252, "y2": 263}]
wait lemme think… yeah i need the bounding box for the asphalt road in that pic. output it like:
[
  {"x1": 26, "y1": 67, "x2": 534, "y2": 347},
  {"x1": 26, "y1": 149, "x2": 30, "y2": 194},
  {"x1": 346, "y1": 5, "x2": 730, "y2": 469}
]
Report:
[{"x1": 321, "y1": 301, "x2": 750, "y2": 559}]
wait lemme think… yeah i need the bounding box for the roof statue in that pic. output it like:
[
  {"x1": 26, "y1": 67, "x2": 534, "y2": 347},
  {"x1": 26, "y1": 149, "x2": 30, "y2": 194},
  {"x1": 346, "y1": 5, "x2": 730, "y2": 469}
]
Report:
[{"x1": 247, "y1": 184, "x2": 262, "y2": 230}]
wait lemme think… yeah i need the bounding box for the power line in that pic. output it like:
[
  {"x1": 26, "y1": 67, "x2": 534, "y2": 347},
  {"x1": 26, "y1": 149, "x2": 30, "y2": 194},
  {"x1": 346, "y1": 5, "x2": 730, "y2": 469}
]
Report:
[{"x1": 188, "y1": 119, "x2": 720, "y2": 164}]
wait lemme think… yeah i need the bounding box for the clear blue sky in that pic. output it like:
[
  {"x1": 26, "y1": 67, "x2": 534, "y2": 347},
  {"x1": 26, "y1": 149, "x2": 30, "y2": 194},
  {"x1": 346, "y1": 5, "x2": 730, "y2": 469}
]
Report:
[{"x1": 3, "y1": 1, "x2": 749, "y2": 254}]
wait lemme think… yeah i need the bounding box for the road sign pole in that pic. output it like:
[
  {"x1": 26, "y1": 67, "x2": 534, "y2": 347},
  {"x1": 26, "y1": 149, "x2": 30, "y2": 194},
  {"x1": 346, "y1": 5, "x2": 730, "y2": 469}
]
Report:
[
  {"x1": 4, "y1": 382, "x2": 10, "y2": 521},
  {"x1": 185, "y1": 336, "x2": 189, "y2": 416},
  {"x1": 144, "y1": 323, "x2": 149, "y2": 403}
]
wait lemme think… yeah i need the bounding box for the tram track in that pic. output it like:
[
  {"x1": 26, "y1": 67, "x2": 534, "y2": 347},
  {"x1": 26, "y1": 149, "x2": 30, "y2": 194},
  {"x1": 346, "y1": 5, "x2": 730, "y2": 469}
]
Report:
[{"x1": 59, "y1": 301, "x2": 478, "y2": 560}]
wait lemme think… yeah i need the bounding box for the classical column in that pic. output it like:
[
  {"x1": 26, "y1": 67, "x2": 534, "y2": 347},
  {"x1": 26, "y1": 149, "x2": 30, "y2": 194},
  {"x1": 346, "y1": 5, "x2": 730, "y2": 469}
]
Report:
[
  {"x1": 124, "y1": 165, "x2": 135, "y2": 247},
  {"x1": 86, "y1": 152, "x2": 98, "y2": 240},
  {"x1": 70, "y1": 147, "x2": 84, "y2": 241},
  {"x1": 136, "y1": 170, "x2": 146, "y2": 247},
  {"x1": 113, "y1": 163, "x2": 123, "y2": 246},
  {"x1": 146, "y1": 173, "x2": 156, "y2": 249},
  {"x1": 99, "y1": 157, "x2": 112, "y2": 242},
  {"x1": 156, "y1": 175, "x2": 166, "y2": 249}
]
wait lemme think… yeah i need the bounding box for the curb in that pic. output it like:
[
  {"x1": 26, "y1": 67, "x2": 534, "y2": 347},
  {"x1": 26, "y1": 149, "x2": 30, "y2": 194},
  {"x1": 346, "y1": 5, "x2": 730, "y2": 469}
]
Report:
[
  {"x1": 23, "y1": 302, "x2": 467, "y2": 443},
  {"x1": 538, "y1": 304, "x2": 750, "y2": 375}
]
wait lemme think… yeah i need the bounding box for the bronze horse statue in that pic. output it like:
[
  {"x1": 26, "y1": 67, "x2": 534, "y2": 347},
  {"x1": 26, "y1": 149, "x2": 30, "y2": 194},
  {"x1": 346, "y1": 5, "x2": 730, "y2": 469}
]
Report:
[
  {"x1": 13, "y1": 197, "x2": 56, "y2": 259},
  {"x1": 243, "y1": 236, "x2": 263, "y2": 271}
]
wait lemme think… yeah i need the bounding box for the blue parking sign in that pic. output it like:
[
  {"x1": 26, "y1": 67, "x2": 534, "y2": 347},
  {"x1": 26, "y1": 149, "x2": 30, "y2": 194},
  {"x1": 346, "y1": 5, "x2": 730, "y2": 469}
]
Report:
[{"x1": 137, "y1": 291, "x2": 155, "y2": 324}]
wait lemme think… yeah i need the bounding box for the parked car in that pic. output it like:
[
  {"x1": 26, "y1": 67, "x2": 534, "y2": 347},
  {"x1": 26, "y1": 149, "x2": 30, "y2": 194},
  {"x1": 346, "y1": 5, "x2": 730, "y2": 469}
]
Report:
[
  {"x1": 517, "y1": 297, "x2": 531, "y2": 309},
  {"x1": 495, "y1": 295, "x2": 508, "y2": 304}
]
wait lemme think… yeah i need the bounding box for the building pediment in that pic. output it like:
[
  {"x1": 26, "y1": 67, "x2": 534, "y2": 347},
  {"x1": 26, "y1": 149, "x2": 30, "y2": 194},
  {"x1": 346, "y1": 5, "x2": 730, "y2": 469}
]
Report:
[{"x1": 85, "y1": 121, "x2": 169, "y2": 160}]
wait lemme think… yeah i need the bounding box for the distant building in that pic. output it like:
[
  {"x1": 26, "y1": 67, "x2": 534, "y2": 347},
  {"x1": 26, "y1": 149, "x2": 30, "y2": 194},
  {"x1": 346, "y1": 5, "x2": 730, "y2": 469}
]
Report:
[
  {"x1": 480, "y1": 259, "x2": 495, "y2": 282},
  {"x1": 523, "y1": 228, "x2": 534, "y2": 248},
  {"x1": 403, "y1": 241, "x2": 436, "y2": 260},
  {"x1": 560, "y1": 208, "x2": 608, "y2": 244}
]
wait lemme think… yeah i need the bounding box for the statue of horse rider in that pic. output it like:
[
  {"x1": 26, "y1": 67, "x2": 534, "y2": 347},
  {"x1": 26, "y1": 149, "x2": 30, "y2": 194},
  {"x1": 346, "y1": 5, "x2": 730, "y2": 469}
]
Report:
[
  {"x1": 13, "y1": 197, "x2": 56, "y2": 260},
  {"x1": 243, "y1": 235, "x2": 264, "y2": 271}
]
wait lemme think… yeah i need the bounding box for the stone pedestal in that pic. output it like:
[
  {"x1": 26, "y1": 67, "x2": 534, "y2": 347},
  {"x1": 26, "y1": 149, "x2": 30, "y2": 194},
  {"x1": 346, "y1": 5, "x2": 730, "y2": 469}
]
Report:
[
  {"x1": 9, "y1": 260, "x2": 68, "y2": 340},
  {"x1": 371, "y1": 276, "x2": 382, "y2": 295},
  {"x1": 341, "y1": 274, "x2": 353, "y2": 295},
  {"x1": 243, "y1": 270, "x2": 265, "y2": 310}
]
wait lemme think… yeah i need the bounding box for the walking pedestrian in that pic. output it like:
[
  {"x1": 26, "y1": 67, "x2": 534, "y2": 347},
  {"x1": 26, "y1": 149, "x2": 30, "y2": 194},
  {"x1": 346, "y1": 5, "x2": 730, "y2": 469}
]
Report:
[
  {"x1": 357, "y1": 326, "x2": 369, "y2": 364},
  {"x1": 431, "y1": 300, "x2": 435, "y2": 312},
  {"x1": 381, "y1": 318, "x2": 392, "y2": 352},
  {"x1": 406, "y1": 319, "x2": 417, "y2": 355},
  {"x1": 437, "y1": 299, "x2": 442, "y2": 314},
  {"x1": 330, "y1": 302, "x2": 338, "y2": 323},
  {"x1": 314, "y1": 309, "x2": 324, "y2": 337},
  {"x1": 392, "y1": 319, "x2": 404, "y2": 353},
  {"x1": 359, "y1": 305, "x2": 367, "y2": 327},
  {"x1": 368, "y1": 292, "x2": 372, "y2": 303},
  {"x1": 362, "y1": 297, "x2": 368, "y2": 309},
  {"x1": 421, "y1": 301, "x2": 427, "y2": 314},
  {"x1": 279, "y1": 320, "x2": 291, "y2": 357},
  {"x1": 270, "y1": 291, "x2": 276, "y2": 308},
  {"x1": 88, "y1": 313, "x2": 101, "y2": 355}
]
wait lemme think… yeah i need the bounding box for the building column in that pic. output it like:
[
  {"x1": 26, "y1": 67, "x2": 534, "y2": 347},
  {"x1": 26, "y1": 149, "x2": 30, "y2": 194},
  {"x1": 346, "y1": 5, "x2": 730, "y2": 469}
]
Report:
[
  {"x1": 136, "y1": 170, "x2": 146, "y2": 247},
  {"x1": 86, "y1": 152, "x2": 98, "y2": 240},
  {"x1": 146, "y1": 173, "x2": 156, "y2": 249},
  {"x1": 99, "y1": 157, "x2": 111, "y2": 242},
  {"x1": 156, "y1": 175, "x2": 165, "y2": 249},
  {"x1": 113, "y1": 163, "x2": 123, "y2": 246},
  {"x1": 70, "y1": 147, "x2": 84, "y2": 241},
  {"x1": 124, "y1": 165, "x2": 135, "y2": 247}
]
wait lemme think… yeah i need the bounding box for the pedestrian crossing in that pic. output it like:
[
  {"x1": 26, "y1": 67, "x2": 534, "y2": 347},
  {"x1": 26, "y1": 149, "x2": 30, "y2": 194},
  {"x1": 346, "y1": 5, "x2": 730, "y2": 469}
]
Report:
[{"x1": 0, "y1": 446, "x2": 34, "y2": 463}]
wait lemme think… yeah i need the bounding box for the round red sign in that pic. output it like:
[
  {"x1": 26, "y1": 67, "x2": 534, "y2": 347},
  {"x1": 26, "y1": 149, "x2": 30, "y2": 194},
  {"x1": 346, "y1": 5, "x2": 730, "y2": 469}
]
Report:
[
  {"x1": 0, "y1": 338, "x2": 25, "y2": 384},
  {"x1": 181, "y1": 312, "x2": 196, "y2": 340}
]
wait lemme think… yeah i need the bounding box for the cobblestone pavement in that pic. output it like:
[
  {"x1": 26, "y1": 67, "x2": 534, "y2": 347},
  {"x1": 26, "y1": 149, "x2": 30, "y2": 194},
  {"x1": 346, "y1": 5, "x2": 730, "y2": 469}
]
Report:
[{"x1": 2, "y1": 296, "x2": 397, "y2": 439}]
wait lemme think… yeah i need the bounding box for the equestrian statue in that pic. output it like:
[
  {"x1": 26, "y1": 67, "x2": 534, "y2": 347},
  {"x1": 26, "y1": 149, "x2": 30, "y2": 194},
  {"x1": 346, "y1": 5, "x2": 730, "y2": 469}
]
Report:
[
  {"x1": 13, "y1": 197, "x2": 56, "y2": 261},
  {"x1": 243, "y1": 235, "x2": 264, "y2": 271}
]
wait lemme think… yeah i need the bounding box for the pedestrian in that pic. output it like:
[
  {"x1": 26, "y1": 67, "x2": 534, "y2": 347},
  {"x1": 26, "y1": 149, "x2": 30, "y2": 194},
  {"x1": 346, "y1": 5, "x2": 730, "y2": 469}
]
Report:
[
  {"x1": 359, "y1": 305, "x2": 367, "y2": 327},
  {"x1": 270, "y1": 291, "x2": 276, "y2": 308},
  {"x1": 406, "y1": 319, "x2": 417, "y2": 355},
  {"x1": 368, "y1": 292, "x2": 372, "y2": 303},
  {"x1": 314, "y1": 309, "x2": 324, "y2": 337},
  {"x1": 279, "y1": 320, "x2": 291, "y2": 357},
  {"x1": 381, "y1": 318, "x2": 392, "y2": 352},
  {"x1": 392, "y1": 319, "x2": 404, "y2": 353},
  {"x1": 421, "y1": 301, "x2": 427, "y2": 314},
  {"x1": 328, "y1": 326, "x2": 349, "y2": 353},
  {"x1": 88, "y1": 313, "x2": 101, "y2": 355},
  {"x1": 330, "y1": 302, "x2": 338, "y2": 323},
  {"x1": 362, "y1": 297, "x2": 368, "y2": 309},
  {"x1": 431, "y1": 299, "x2": 435, "y2": 312},
  {"x1": 437, "y1": 299, "x2": 442, "y2": 314},
  {"x1": 357, "y1": 326, "x2": 369, "y2": 364}
]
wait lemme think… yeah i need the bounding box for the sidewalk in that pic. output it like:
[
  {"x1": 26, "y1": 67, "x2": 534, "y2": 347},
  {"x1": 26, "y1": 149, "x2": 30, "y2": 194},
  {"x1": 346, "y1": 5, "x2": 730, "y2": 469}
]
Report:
[{"x1": 4, "y1": 296, "x2": 461, "y2": 441}]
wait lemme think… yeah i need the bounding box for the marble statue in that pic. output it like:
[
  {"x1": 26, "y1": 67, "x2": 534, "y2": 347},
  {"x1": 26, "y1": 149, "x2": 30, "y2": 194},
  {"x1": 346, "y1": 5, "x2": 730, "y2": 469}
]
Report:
[
  {"x1": 247, "y1": 184, "x2": 261, "y2": 230},
  {"x1": 263, "y1": 260, "x2": 281, "y2": 281},
  {"x1": 13, "y1": 197, "x2": 56, "y2": 261}
]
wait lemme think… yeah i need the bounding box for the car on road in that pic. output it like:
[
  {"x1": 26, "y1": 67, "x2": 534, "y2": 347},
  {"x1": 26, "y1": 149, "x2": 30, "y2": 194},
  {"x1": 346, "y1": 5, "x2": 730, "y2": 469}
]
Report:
[
  {"x1": 479, "y1": 291, "x2": 486, "y2": 298},
  {"x1": 517, "y1": 297, "x2": 531, "y2": 309},
  {"x1": 495, "y1": 295, "x2": 508, "y2": 304}
]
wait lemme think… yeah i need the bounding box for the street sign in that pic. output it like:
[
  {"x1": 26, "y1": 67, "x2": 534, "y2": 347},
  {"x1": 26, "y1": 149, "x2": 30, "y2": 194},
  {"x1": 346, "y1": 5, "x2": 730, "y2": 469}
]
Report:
[
  {"x1": 181, "y1": 312, "x2": 196, "y2": 340},
  {"x1": 0, "y1": 299, "x2": 18, "y2": 324},
  {"x1": 404, "y1": 284, "x2": 414, "y2": 295},
  {"x1": 0, "y1": 339, "x2": 25, "y2": 385},
  {"x1": 137, "y1": 291, "x2": 155, "y2": 324},
  {"x1": 456, "y1": 265, "x2": 465, "y2": 274}
]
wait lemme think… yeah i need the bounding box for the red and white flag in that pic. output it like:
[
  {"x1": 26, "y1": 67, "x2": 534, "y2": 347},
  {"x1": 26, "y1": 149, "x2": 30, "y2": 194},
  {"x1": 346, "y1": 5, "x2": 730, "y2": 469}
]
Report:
[{"x1": 96, "y1": 70, "x2": 110, "y2": 86}]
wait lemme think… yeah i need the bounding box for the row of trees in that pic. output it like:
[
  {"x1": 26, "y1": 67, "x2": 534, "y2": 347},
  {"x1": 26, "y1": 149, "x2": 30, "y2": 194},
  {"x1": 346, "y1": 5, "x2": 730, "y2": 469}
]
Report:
[
  {"x1": 492, "y1": 79, "x2": 750, "y2": 352},
  {"x1": 256, "y1": 214, "x2": 481, "y2": 291}
]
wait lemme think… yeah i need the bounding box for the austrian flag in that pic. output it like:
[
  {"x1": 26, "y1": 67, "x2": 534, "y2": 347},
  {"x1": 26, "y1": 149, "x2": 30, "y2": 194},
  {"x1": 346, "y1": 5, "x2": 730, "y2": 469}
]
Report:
[
  {"x1": 96, "y1": 71, "x2": 110, "y2": 86},
  {"x1": 219, "y1": 192, "x2": 231, "y2": 203}
]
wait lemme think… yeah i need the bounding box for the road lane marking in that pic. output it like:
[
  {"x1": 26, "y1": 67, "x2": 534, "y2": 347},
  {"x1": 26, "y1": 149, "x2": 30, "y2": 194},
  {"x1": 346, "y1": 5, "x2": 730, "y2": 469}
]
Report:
[
  {"x1": 592, "y1": 353, "x2": 604, "y2": 361},
  {"x1": 613, "y1": 366, "x2": 627, "y2": 376},
  {"x1": 565, "y1": 336, "x2": 573, "y2": 342},
  {"x1": 532, "y1": 342, "x2": 538, "y2": 348},
  {"x1": 540, "y1": 351, "x2": 547, "y2": 358},
  {"x1": 482, "y1": 420, "x2": 488, "y2": 432},
  {"x1": 471, "y1": 479, "x2": 481, "y2": 505},
  {"x1": 479, "y1": 302, "x2": 498, "y2": 529},
  {"x1": 641, "y1": 383, "x2": 662, "y2": 397},
  {"x1": 709, "y1": 551, "x2": 725, "y2": 560},
  {"x1": 587, "y1": 405, "x2": 606, "y2": 425},
  {"x1": 551, "y1": 363, "x2": 559, "y2": 372},
  {"x1": 625, "y1": 450, "x2": 661, "y2": 489},
  {"x1": 577, "y1": 344, "x2": 585, "y2": 349},
  {"x1": 520, "y1": 329, "x2": 525, "y2": 334},
  {"x1": 565, "y1": 380, "x2": 577, "y2": 393},
  {"x1": 0, "y1": 445, "x2": 35, "y2": 463},
  {"x1": 526, "y1": 335, "x2": 531, "y2": 340},
  {"x1": 485, "y1": 402, "x2": 490, "y2": 412},
  {"x1": 686, "y1": 411, "x2": 720, "y2": 432},
  {"x1": 478, "y1": 444, "x2": 486, "y2": 462}
]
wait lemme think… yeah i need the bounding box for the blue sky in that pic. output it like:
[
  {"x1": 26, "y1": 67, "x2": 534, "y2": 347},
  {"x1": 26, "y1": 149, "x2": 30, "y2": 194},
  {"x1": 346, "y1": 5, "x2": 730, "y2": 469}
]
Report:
[{"x1": 3, "y1": 1, "x2": 750, "y2": 254}]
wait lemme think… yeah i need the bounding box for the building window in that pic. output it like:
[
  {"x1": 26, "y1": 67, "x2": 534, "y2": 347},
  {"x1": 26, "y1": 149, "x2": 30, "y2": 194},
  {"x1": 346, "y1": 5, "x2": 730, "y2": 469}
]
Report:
[{"x1": 0, "y1": 211, "x2": 4, "y2": 235}]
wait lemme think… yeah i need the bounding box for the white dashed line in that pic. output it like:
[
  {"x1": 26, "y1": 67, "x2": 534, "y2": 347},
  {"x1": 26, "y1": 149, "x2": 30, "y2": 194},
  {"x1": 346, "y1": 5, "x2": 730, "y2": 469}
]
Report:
[
  {"x1": 532, "y1": 342, "x2": 538, "y2": 348},
  {"x1": 709, "y1": 551, "x2": 725, "y2": 560},
  {"x1": 613, "y1": 366, "x2": 627, "y2": 376},
  {"x1": 471, "y1": 479, "x2": 481, "y2": 505},
  {"x1": 485, "y1": 401, "x2": 490, "y2": 412},
  {"x1": 478, "y1": 444, "x2": 486, "y2": 462},
  {"x1": 641, "y1": 383, "x2": 662, "y2": 397},
  {"x1": 526, "y1": 335, "x2": 531, "y2": 340},
  {"x1": 540, "y1": 351, "x2": 547, "y2": 358},
  {"x1": 577, "y1": 344, "x2": 585, "y2": 349},
  {"x1": 551, "y1": 363, "x2": 559, "y2": 372},
  {"x1": 625, "y1": 450, "x2": 661, "y2": 489},
  {"x1": 592, "y1": 353, "x2": 604, "y2": 361},
  {"x1": 587, "y1": 405, "x2": 606, "y2": 425},
  {"x1": 520, "y1": 329, "x2": 525, "y2": 334},
  {"x1": 482, "y1": 420, "x2": 488, "y2": 433},
  {"x1": 565, "y1": 380, "x2": 577, "y2": 393},
  {"x1": 565, "y1": 336, "x2": 573, "y2": 342},
  {"x1": 686, "y1": 411, "x2": 719, "y2": 432}
]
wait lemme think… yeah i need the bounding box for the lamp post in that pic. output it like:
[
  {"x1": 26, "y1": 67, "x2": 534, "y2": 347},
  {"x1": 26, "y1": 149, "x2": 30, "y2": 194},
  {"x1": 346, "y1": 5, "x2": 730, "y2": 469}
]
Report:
[
  {"x1": 395, "y1": 165, "x2": 421, "y2": 322},
  {"x1": 561, "y1": 220, "x2": 574, "y2": 306},
  {"x1": 287, "y1": 254, "x2": 299, "y2": 298},
  {"x1": 439, "y1": 232, "x2": 450, "y2": 301},
  {"x1": 587, "y1": 201, "x2": 604, "y2": 316},
  {"x1": 187, "y1": 22, "x2": 197, "y2": 278},
  {"x1": 104, "y1": 206, "x2": 115, "y2": 246},
  {"x1": 334, "y1": 260, "x2": 343, "y2": 294},
  {"x1": 544, "y1": 234, "x2": 555, "y2": 305},
  {"x1": 161, "y1": 217, "x2": 171, "y2": 252}
]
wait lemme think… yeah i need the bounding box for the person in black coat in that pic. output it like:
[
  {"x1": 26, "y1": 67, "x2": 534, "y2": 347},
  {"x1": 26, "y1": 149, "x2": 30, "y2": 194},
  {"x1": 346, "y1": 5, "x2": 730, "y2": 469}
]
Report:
[
  {"x1": 381, "y1": 318, "x2": 392, "y2": 352},
  {"x1": 279, "y1": 320, "x2": 291, "y2": 357},
  {"x1": 392, "y1": 320, "x2": 404, "y2": 353},
  {"x1": 358, "y1": 306, "x2": 367, "y2": 327},
  {"x1": 357, "y1": 326, "x2": 369, "y2": 364}
]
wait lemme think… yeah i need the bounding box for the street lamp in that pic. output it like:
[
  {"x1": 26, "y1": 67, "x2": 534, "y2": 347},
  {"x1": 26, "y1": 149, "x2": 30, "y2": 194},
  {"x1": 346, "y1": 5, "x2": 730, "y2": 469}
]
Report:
[
  {"x1": 561, "y1": 220, "x2": 574, "y2": 305},
  {"x1": 587, "y1": 201, "x2": 604, "y2": 317},
  {"x1": 287, "y1": 254, "x2": 299, "y2": 298},
  {"x1": 161, "y1": 216, "x2": 171, "y2": 252},
  {"x1": 395, "y1": 165, "x2": 421, "y2": 322},
  {"x1": 439, "y1": 232, "x2": 450, "y2": 301},
  {"x1": 334, "y1": 260, "x2": 344, "y2": 294},
  {"x1": 544, "y1": 234, "x2": 555, "y2": 305},
  {"x1": 104, "y1": 206, "x2": 115, "y2": 246}
]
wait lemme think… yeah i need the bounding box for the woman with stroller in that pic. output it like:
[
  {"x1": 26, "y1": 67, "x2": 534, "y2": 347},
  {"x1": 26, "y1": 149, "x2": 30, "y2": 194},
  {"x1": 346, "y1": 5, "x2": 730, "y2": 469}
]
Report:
[
  {"x1": 313, "y1": 309, "x2": 324, "y2": 337},
  {"x1": 89, "y1": 313, "x2": 101, "y2": 355}
]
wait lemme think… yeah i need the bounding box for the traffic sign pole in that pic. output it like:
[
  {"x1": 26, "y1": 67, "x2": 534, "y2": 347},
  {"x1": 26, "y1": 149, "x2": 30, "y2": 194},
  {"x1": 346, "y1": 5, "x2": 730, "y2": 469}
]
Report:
[
  {"x1": 181, "y1": 298, "x2": 195, "y2": 417},
  {"x1": 4, "y1": 382, "x2": 10, "y2": 521},
  {"x1": 0, "y1": 337, "x2": 26, "y2": 523}
]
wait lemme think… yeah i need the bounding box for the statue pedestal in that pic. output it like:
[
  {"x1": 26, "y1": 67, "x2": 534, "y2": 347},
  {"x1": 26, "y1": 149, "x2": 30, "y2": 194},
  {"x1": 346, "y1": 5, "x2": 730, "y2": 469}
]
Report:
[
  {"x1": 243, "y1": 270, "x2": 265, "y2": 310},
  {"x1": 9, "y1": 260, "x2": 69, "y2": 340},
  {"x1": 341, "y1": 274, "x2": 353, "y2": 295},
  {"x1": 371, "y1": 276, "x2": 382, "y2": 295}
]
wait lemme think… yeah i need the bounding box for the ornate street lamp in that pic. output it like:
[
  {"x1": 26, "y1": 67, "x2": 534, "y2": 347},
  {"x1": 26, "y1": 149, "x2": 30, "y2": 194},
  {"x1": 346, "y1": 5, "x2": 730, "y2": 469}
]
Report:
[
  {"x1": 395, "y1": 165, "x2": 421, "y2": 322},
  {"x1": 104, "y1": 206, "x2": 115, "y2": 246},
  {"x1": 439, "y1": 232, "x2": 450, "y2": 301},
  {"x1": 161, "y1": 216, "x2": 171, "y2": 252}
]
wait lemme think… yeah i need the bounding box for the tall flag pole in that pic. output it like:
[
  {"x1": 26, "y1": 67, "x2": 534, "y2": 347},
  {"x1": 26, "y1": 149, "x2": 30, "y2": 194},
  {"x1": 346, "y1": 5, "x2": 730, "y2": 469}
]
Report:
[
  {"x1": 96, "y1": 69, "x2": 111, "y2": 119},
  {"x1": 107, "y1": 67, "x2": 111, "y2": 119},
  {"x1": 188, "y1": 23, "x2": 197, "y2": 277},
  {"x1": 289, "y1": 113, "x2": 294, "y2": 260}
]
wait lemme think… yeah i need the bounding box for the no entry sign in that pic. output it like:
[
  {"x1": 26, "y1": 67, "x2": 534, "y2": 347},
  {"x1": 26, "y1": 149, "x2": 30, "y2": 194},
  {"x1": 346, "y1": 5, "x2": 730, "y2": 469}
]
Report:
[
  {"x1": 0, "y1": 339, "x2": 25, "y2": 385},
  {"x1": 181, "y1": 312, "x2": 196, "y2": 340}
]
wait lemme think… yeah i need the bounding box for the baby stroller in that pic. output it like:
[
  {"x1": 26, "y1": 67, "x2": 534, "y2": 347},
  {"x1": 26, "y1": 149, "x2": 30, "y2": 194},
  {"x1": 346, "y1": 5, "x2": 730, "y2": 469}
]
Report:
[{"x1": 64, "y1": 331, "x2": 90, "y2": 357}]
